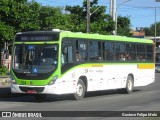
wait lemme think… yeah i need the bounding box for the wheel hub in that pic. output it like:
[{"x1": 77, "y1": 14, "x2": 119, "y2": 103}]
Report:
[{"x1": 76, "y1": 84, "x2": 83, "y2": 96}]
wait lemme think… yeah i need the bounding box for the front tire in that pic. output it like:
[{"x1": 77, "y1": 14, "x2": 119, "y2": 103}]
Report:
[
  {"x1": 73, "y1": 79, "x2": 86, "y2": 100},
  {"x1": 124, "y1": 75, "x2": 134, "y2": 94}
]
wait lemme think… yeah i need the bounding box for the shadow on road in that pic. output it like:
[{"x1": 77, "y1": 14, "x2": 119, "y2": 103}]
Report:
[{"x1": 0, "y1": 88, "x2": 142, "y2": 103}]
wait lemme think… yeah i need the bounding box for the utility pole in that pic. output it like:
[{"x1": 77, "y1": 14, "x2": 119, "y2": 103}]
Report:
[
  {"x1": 155, "y1": 7, "x2": 157, "y2": 47},
  {"x1": 111, "y1": 0, "x2": 116, "y2": 35},
  {"x1": 112, "y1": 0, "x2": 116, "y2": 22},
  {"x1": 115, "y1": 0, "x2": 131, "y2": 35},
  {"x1": 148, "y1": 6, "x2": 159, "y2": 47},
  {"x1": 86, "y1": 0, "x2": 90, "y2": 33},
  {"x1": 110, "y1": 0, "x2": 113, "y2": 17},
  {"x1": 155, "y1": 0, "x2": 160, "y2": 48}
]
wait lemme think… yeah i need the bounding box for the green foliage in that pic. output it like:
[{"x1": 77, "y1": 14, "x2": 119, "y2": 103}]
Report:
[
  {"x1": 144, "y1": 22, "x2": 160, "y2": 36},
  {"x1": 0, "y1": 0, "x2": 41, "y2": 43},
  {"x1": 0, "y1": 0, "x2": 132, "y2": 44},
  {"x1": 65, "y1": 0, "x2": 116, "y2": 34},
  {"x1": 117, "y1": 16, "x2": 132, "y2": 36},
  {"x1": 143, "y1": 27, "x2": 151, "y2": 36},
  {"x1": 65, "y1": 0, "x2": 131, "y2": 36},
  {"x1": 0, "y1": 65, "x2": 9, "y2": 76},
  {"x1": 0, "y1": 21, "x2": 14, "y2": 42}
]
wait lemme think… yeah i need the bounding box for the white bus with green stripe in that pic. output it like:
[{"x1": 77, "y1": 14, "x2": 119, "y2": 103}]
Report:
[{"x1": 10, "y1": 29, "x2": 155, "y2": 100}]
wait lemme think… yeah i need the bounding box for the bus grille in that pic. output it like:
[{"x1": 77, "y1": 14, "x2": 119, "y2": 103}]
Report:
[
  {"x1": 19, "y1": 87, "x2": 44, "y2": 93},
  {"x1": 13, "y1": 70, "x2": 53, "y2": 80}
]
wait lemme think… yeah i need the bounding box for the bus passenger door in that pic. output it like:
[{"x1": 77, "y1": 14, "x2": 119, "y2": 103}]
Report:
[{"x1": 104, "y1": 65, "x2": 116, "y2": 89}]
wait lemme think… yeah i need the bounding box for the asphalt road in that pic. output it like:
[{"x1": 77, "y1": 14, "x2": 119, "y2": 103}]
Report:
[{"x1": 0, "y1": 73, "x2": 160, "y2": 120}]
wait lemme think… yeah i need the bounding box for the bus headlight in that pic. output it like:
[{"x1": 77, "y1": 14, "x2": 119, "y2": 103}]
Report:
[{"x1": 48, "y1": 76, "x2": 58, "y2": 85}]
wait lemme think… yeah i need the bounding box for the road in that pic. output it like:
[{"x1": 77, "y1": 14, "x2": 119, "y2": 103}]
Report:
[{"x1": 0, "y1": 73, "x2": 160, "y2": 120}]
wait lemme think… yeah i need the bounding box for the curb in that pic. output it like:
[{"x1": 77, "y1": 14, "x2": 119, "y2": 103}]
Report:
[
  {"x1": 0, "y1": 87, "x2": 11, "y2": 98},
  {"x1": 0, "y1": 77, "x2": 26, "y2": 98},
  {"x1": 0, "y1": 87, "x2": 25, "y2": 98},
  {"x1": 0, "y1": 76, "x2": 13, "y2": 98}
]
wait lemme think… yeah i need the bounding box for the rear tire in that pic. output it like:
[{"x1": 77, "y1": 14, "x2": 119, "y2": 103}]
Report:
[
  {"x1": 123, "y1": 75, "x2": 134, "y2": 94},
  {"x1": 73, "y1": 79, "x2": 86, "y2": 100}
]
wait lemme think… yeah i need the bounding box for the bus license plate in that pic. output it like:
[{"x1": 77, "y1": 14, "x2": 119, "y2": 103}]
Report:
[{"x1": 27, "y1": 90, "x2": 37, "y2": 94}]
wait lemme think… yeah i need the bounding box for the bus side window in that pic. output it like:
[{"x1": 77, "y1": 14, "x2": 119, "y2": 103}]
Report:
[
  {"x1": 126, "y1": 43, "x2": 136, "y2": 61},
  {"x1": 147, "y1": 45, "x2": 153, "y2": 62},
  {"x1": 137, "y1": 44, "x2": 146, "y2": 61},
  {"x1": 76, "y1": 40, "x2": 88, "y2": 62},
  {"x1": 62, "y1": 46, "x2": 73, "y2": 65},
  {"x1": 88, "y1": 41, "x2": 101, "y2": 61},
  {"x1": 114, "y1": 42, "x2": 125, "y2": 61},
  {"x1": 103, "y1": 41, "x2": 114, "y2": 61},
  {"x1": 61, "y1": 45, "x2": 74, "y2": 74},
  {"x1": 76, "y1": 50, "x2": 82, "y2": 62}
]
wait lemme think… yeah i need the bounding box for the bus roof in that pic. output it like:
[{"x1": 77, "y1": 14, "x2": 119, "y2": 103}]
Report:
[
  {"x1": 60, "y1": 31, "x2": 153, "y2": 44},
  {"x1": 16, "y1": 30, "x2": 153, "y2": 44}
]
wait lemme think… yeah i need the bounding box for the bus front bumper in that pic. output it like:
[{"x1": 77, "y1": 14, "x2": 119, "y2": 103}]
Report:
[{"x1": 11, "y1": 82, "x2": 76, "y2": 95}]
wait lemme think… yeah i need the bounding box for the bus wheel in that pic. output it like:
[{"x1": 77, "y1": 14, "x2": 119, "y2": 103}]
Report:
[
  {"x1": 34, "y1": 94, "x2": 47, "y2": 101},
  {"x1": 73, "y1": 79, "x2": 86, "y2": 100},
  {"x1": 124, "y1": 75, "x2": 134, "y2": 94}
]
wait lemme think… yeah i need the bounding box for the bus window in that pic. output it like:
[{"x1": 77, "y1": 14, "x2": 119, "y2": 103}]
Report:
[
  {"x1": 103, "y1": 42, "x2": 114, "y2": 61},
  {"x1": 76, "y1": 40, "x2": 88, "y2": 62},
  {"x1": 88, "y1": 41, "x2": 101, "y2": 61},
  {"x1": 61, "y1": 39, "x2": 74, "y2": 74},
  {"x1": 62, "y1": 38, "x2": 74, "y2": 65},
  {"x1": 126, "y1": 43, "x2": 136, "y2": 61},
  {"x1": 137, "y1": 44, "x2": 146, "y2": 61},
  {"x1": 147, "y1": 45, "x2": 153, "y2": 62},
  {"x1": 114, "y1": 42, "x2": 125, "y2": 61},
  {"x1": 62, "y1": 46, "x2": 73, "y2": 64}
]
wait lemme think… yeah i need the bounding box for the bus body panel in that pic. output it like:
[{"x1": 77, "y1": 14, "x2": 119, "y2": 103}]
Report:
[
  {"x1": 11, "y1": 63, "x2": 155, "y2": 94},
  {"x1": 10, "y1": 31, "x2": 155, "y2": 97}
]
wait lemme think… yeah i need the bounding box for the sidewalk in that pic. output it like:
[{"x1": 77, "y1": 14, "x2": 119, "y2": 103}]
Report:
[
  {"x1": 0, "y1": 76, "x2": 10, "y2": 87},
  {"x1": 0, "y1": 77, "x2": 27, "y2": 98},
  {"x1": 0, "y1": 76, "x2": 11, "y2": 98}
]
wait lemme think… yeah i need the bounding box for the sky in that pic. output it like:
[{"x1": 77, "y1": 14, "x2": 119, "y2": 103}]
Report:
[{"x1": 33, "y1": 0, "x2": 160, "y2": 30}]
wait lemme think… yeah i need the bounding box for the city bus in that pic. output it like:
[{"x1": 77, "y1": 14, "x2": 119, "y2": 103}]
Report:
[{"x1": 10, "y1": 29, "x2": 155, "y2": 100}]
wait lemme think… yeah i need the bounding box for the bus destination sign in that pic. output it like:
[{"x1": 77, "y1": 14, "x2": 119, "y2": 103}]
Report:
[
  {"x1": 21, "y1": 36, "x2": 51, "y2": 41},
  {"x1": 15, "y1": 33, "x2": 59, "y2": 42}
]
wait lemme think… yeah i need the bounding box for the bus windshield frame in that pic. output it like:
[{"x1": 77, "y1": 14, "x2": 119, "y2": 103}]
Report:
[{"x1": 12, "y1": 44, "x2": 58, "y2": 80}]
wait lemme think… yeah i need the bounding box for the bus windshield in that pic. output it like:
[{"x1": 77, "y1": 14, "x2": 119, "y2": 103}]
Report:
[{"x1": 12, "y1": 44, "x2": 58, "y2": 74}]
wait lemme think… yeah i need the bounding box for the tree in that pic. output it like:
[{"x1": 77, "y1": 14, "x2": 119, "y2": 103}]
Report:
[
  {"x1": 144, "y1": 22, "x2": 160, "y2": 36},
  {"x1": 39, "y1": 6, "x2": 61, "y2": 30},
  {"x1": 65, "y1": 0, "x2": 131, "y2": 35},
  {"x1": 0, "y1": 0, "x2": 41, "y2": 42},
  {"x1": 0, "y1": 0, "x2": 41, "y2": 65},
  {"x1": 65, "y1": 0, "x2": 115, "y2": 34},
  {"x1": 150, "y1": 22, "x2": 160, "y2": 36},
  {"x1": 0, "y1": 21, "x2": 14, "y2": 43},
  {"x1": 65, "y1": 5, "x2": 86, "y2": 32},
  {"x1": 117, "y1": 16, "x2": 132, "y2": 36},
  {"x1": 39, "y1": 6, "x2": 73, "y2": 31},
  {"x1": 19, "y1": 1, "x2": 41, "y2": 31},
  {"x1": 143, "y1": 27, "x2": 151, "y2": 36}
]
